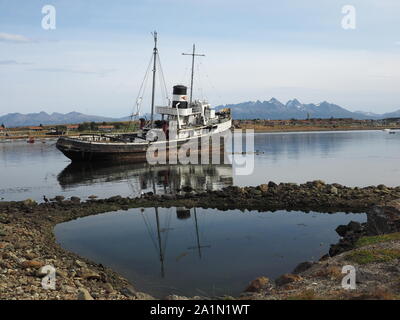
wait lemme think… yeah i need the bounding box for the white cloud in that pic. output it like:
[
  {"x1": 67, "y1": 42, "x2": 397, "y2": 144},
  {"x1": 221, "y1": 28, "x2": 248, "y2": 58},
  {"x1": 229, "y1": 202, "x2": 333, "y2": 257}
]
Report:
[
  {"x1": 31, "y1": 66, "x2": 115, "y2": 76},
  {"x1": 0, "y1": 32, "x2": 33, "y2": 43},
  {"x1": 0, "y1": 60, "x2": 31, "y2": 65}
]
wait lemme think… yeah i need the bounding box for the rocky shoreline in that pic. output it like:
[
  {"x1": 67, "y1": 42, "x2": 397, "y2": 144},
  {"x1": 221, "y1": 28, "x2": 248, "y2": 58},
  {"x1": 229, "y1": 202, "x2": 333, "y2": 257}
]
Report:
[{"x1": 1, "y1": 181, "x2": 400, "y2": 300}]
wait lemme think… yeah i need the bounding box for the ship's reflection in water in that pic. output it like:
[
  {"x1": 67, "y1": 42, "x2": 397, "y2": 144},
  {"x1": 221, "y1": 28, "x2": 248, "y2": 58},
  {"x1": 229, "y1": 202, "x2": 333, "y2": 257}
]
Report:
[
  {"x1": 152, "y1": 207, "x2": 210, "y2": 280},
  {"x1": 57, "y1": 161, "x2": 233, "y2": 198}
]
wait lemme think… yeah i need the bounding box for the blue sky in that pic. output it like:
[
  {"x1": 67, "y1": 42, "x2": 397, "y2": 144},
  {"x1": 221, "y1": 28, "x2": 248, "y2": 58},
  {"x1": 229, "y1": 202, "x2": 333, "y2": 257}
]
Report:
[{"x1": 0, "y1": 0, "x2": 399, "y2": 117}]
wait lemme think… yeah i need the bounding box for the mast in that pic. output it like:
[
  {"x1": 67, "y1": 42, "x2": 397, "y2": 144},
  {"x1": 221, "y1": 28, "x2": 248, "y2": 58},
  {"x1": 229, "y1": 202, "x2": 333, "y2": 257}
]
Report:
[
  {"x1": 188, "y1": 207, "x2": 210, "y2": 259},
  {"x1": 150, "y1": 31, "x2": 158, "y2": 128},
  {"x1": 193, "y1": 207, "x2": 202, "y2": 259},
  {"x1": 154, "y1": 207, "x2": 165, "y2": 278},
  {"x1": 182, "y1": 44, "x2": 205, "y2": 106}
]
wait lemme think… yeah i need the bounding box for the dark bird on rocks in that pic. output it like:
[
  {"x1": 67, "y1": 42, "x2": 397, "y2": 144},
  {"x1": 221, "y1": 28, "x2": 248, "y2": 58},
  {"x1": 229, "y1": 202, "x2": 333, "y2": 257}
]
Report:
[{"x1": 43, "y1": 195, "x2": 49, "y2": 203}]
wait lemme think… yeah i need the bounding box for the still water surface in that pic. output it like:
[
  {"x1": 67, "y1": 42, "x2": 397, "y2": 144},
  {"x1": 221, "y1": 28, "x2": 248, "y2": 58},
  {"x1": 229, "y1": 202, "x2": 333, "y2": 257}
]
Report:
[
  {"x1": 0, "y1": 131, "x2": 399, "y2": 201},
  {"x1": 55, "y1": 207, "x2": 366, "y2": 297}
]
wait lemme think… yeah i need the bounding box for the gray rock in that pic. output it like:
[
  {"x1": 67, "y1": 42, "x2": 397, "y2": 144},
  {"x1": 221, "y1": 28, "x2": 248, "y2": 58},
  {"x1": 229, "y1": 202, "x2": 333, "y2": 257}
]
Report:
[
  {"x1": 70, "y1": 197, "x2": 80, "y2": 203},
  {"x1": 347, "y1": 221, "x2": 362, "y2": 232},
  {"x1": 268, "y1": 181, "x2": 278, "y2": 188},
  {"x1": 329, "y1": 186, "x2": 338, "y2": 195},
  {"x1": 292, "y1": 261, "x2": 315, "y2": 274},
  {"x1": 120, "y1": 286, "x2": 137, "y2": 297},
  {"x1": 335, "y1": 225, "x2": 348, "y2": 237},
  {"x1": 103, "y1": 283, "x2": 115, "y2": 294},
  {"x1": 54, "y1": 196, "x2": 65, "y2": 202},
  {"x1": 77, "y1": 288, "x2": 94, "y2": 300},
  {"x1": 75, "y1": 260, "x2": 87, "y2": 268}
]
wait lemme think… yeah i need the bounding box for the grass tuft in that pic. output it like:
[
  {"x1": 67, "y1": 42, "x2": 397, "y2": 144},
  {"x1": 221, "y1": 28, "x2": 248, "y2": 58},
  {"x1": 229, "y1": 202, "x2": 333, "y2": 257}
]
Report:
[
  {"x1": 356, "y1": 232, "x2": 400, "y2": 248},
  {"x1": 346, "y1": 248, "x2": 400, "y2": 265}
]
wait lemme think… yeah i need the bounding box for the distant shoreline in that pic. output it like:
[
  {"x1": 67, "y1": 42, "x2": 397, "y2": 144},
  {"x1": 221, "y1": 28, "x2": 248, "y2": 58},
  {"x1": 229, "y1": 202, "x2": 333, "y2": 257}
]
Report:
[
  {"x1": 1, "y1": 117, "x2": 400, "y2": 141},
  {"x1": 241, "y1": 126, "x2": 400, "y2": 133}
]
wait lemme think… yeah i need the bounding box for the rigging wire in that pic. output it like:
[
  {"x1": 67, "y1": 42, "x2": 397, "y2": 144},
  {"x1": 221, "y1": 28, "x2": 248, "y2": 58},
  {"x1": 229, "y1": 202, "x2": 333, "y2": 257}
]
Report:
[
  {"x1": 195, "y1": 61, "x2": 206, "y2": 101},
  {"x1": 130, "y1": 53, "x2": 154, "y2": 123},
  {"x1": 157, "y1": 52, "x2": 170, "y2": 105},
  {"x1": 180, "y1": 61, "x2": 190, "y2": 87},
  {"x1": 157, "y1": 59, "x2": 168, "y2": 108},
  {"x1": 198, "y1": 60, "x2": 222, "y2": 102}
]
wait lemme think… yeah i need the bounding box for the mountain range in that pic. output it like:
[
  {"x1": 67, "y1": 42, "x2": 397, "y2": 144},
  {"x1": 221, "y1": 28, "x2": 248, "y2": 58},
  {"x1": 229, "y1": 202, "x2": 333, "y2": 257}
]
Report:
[
  {"x1": 1, "y1": 99, "x2": 400, "y2": 127},
  {"x1": 215, "y1": 99, "x2": 400, "y2": 120},
  {"x1": 0, "y1": 111, "x2": 132, "y2": 128}
]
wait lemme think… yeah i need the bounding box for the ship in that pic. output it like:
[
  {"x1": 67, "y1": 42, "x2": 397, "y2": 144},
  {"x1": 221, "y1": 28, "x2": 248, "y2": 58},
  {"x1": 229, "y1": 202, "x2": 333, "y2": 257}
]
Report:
[{"x1": 56, "y1": 32, "x2": 232, "y2": 163}]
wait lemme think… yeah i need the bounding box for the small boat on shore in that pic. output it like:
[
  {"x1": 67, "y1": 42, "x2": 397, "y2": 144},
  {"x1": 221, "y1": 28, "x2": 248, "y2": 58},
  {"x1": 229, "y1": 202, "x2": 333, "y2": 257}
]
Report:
[{"x1": 56, "y1": 32, "x2": 232, "y2": 163}]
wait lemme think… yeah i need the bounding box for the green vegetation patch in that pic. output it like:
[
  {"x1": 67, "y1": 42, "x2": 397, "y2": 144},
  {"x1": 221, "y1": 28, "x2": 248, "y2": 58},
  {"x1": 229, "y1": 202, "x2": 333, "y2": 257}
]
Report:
[
  {"x1": 346, "y1": 248, "x2": 400, "y2": 265},
  {"x1": 355, "y1": 232, "x2": 400, "y2": 248}
]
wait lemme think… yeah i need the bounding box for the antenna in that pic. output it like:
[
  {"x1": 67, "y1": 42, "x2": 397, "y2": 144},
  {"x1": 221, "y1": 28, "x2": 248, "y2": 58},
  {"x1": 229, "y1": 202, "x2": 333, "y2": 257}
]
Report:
[{"x1": 182, "y1": 44, "x2": 205, "y2": 105}]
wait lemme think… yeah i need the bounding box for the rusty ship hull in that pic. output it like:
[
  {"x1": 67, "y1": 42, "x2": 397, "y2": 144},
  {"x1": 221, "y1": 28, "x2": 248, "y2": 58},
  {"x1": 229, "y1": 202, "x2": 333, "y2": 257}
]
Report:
[{"x1": 56, "y1": 134, "x2": 227, "y2": 163}]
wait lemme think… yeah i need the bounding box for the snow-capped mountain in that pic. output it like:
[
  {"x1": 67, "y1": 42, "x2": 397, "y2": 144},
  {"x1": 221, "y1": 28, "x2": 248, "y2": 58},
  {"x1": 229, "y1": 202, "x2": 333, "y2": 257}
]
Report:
[{"x1": 216, "y1": 99, "x2": 400, "y2": 120}]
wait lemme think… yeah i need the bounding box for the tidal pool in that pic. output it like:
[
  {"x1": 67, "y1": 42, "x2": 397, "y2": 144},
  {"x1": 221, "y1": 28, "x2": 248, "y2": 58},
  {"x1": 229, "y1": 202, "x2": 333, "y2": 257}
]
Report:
[{"x1": 55, "y1": 207, "x2": 366, "y2": 298}]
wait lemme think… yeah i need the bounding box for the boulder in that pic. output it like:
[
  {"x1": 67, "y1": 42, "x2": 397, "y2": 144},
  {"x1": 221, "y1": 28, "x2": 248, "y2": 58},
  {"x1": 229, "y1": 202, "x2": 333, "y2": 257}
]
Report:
[
  {"x1": 347, "y1": 221, "x2": 362, "y2": 232},
  {"x1": 70, "y1": 197, "x2": 81, "y2": 204},
  {"x1": 81, "y1": 270, "x2": 101, "y2": 281},
  {"x1": 311, "y1": 180, "x2": 326, "y2": 188},
  {"x1": 336, "y1": 221, "x2": 362, "y2": 237},
  {"x1": 21, "y1": 260, "x2": 44, "y2": 269},
  {"x1": 103, "y1": 283, "x2": 115, "y2": 294},
  {"x1": 245, "y1": 276, "x2": 270, "y2": 292},
  {"x1": 108, "y1": 195, "x2": 122, "y2": 202},
  {"x1": 250, "y1": 189, "x2": 262, "y2": 196},
  {"x1": 292, "y1": 261, "x2": 315, "y2": 274},
  {"x1": 54, "y1": 196, "x2": 65, "y2": 202},
  {"x1": 329, "y1": 186, "x2": 338, "y2": 195},
  {"x1": 121, "y1": 286, "x2": 137, "y2": 298},
  {"x1": 77, "y1": 288, "x2": 94, "y2": 300},
  {"x1": 258, "y1": 184, "x2": 269, "y2": 193},
  {"x1": 22, "y1": 199, "x2": 37, "y2": 206},
  {"x1": 275, "y1": 274, "x2": 303, "y2": 287},
  {"x1": 24, "y1": 252, "x2": 37, "y2": 260},
  {"x1": 75, "y1": 260, "x2": 87, "y2": 268},
  {"x1": 267, "y1": 181, "x2": 278, "y2": 188},
  {"x1": 336, "y1": 225, "x2": 348, "y2": 237}
]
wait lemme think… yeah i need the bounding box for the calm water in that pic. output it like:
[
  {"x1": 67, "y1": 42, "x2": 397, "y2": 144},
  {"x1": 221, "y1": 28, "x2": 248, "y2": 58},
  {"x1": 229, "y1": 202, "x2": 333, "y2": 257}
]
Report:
[
  {"x1": 55, "y1": 207, "x2": 366, "y2": 297},
  {"x1": 0, "y1": 131, "x2": 399, "y2": 201},
  {"x1": 2, "y1": 131, "x2": 392, "y2": 297}
]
